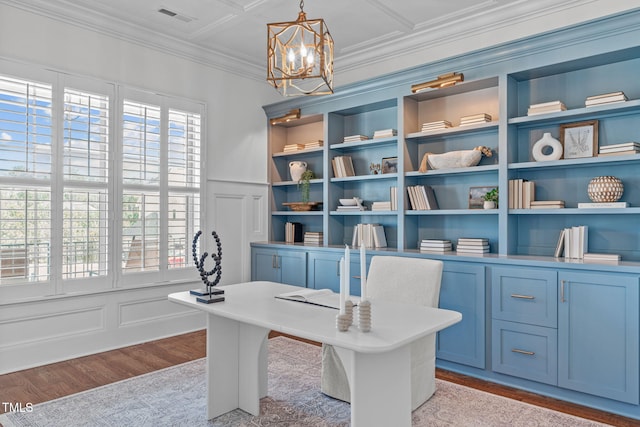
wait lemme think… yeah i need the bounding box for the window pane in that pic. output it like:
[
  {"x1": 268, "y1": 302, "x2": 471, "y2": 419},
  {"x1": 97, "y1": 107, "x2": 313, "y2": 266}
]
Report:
[
  {"x1": 0, "y1": 76, "x2": 53, "y2": 179},
  {"x1": 62, "y1": 190, "x2": 109, "y2": 278},
  {"x1": 64, "y1": 89, "x2": 109, "y2": 182},
  {"x1": 122, "y1": 192, "x2": 160, "y2": 272},
  {"x1": 0, "y1": 187, "x2": 51, "y2": 283},
  {"x1": 122, "y1": 101, "x2": 160, "y2": 185},
  {"x1": 168, "y1": 109, "x2": 201, "y2": 188},
  {"x1": 168, "y1": 192, "x2": 200, "y2": 269}
]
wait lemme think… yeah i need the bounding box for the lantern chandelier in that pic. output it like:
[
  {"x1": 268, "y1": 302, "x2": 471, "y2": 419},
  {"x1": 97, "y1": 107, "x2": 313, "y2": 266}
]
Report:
[{"x1": 267, "y1": 0, "x2": 334, "y2": 96}]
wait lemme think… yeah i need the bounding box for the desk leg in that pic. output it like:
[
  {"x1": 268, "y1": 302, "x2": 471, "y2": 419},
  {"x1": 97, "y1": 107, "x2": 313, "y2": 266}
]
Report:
[
  {"x1": 206, "y1": 314, "x2": 269, "y2": 420},
  {"x1": 349, "y1": 345, "x2": 412, "y2": 427}
]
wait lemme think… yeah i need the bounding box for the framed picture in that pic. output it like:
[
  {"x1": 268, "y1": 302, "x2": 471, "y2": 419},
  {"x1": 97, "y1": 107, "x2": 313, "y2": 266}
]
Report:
[
  {"x1": 560, "y1": 120, "x2": 598, "y2": 159},
  {"x1": 381, "y1": 157, "x2": 398, "y2": 174},
  {"x1": 468, "y1": 186, "x2": 495, "y2": 209}
]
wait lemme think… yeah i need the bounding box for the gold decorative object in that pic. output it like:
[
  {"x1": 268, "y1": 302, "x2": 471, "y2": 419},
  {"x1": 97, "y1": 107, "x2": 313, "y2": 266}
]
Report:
[
  {"x1": 411, "y1": 72, "x2": 464, "y2": 93},
  {"x1": 270, "y1": 109, "x2": 301, "y2": 125},
  {"x1": 267, "y1": 0, "x2": 334, "y2": 96},
  {"x1": 587, "y1": 176, "x2": 623, "y2": 203}
]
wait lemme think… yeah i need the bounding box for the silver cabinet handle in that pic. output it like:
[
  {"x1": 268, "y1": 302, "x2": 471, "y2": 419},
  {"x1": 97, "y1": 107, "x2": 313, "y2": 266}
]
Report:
[
  {"x1": 337, "y1": 261, "x2": 340, "y2": 276},
  {"x1": 511, "y1": 294, "x2": 535, "y2": 299},
  {"x1": 512, "y1": 348, "x2": 535, "y2": 356},
  {"x1": 561, "y1": 280, "x2": 565, "y2": 303},
  {"x1": 272, "y1": 254, "x2": 276, "y2": 269}
]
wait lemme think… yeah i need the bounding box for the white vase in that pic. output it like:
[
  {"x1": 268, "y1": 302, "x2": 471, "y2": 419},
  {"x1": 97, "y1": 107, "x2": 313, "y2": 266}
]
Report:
[
  {"x1": 532, "y1": 132, "x2": 563, "y2": 161},
  {"x1": 483, "y1": 200, "x2": 496, "y2": 209},
  {"x1": 289, "y1": 161, "x2": 307, "y2": 182}
]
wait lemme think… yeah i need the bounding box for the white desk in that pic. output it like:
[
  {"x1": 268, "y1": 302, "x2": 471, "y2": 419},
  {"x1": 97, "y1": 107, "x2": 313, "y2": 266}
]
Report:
[{"x1": 168, "y1": 281, "x2": 461, "y2": 426}]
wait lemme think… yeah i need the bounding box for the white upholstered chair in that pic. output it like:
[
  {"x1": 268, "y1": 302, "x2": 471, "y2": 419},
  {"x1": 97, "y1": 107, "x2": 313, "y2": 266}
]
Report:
[{"x1": 321, "y1": 255, "x2": 443, "y2": 411}]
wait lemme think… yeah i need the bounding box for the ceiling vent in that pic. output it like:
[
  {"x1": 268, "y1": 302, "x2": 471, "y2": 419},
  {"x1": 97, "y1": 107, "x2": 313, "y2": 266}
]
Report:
[{"x1": 158, "y1": 8, "x2": 194, "y2": 23}]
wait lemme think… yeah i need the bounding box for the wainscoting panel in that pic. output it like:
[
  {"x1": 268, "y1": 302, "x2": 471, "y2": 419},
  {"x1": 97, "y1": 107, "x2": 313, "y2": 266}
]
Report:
[
  {"x1": 0, "y1": 283, "x2": 205, "y2": 374},
  {"x1": 205, "y1": 179, "x2": 268, "y2": 285}
]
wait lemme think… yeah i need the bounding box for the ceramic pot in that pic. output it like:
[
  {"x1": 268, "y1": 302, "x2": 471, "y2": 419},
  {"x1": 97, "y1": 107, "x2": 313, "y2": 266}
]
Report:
[
  {"x1": 587, "y1": 176, "x2": 623, "y2": 203},
  {"x1": 289, "y1": 161, "x2": 307, "y2": 182},
  {"x1": 483, "y1": 201, "x2": 496, "y2": 209}
]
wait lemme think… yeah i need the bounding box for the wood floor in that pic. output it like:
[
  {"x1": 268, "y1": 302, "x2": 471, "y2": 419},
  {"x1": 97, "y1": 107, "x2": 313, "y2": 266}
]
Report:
[{"x1": 0, "y1": 330, "x2": 636, "y2": 426}]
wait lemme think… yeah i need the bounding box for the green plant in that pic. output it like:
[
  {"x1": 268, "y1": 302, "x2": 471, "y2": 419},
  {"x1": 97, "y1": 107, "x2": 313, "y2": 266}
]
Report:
[
  {"x1": 297, "y1": 169, "x2": 315, "y2": 203},
  {"x1": 483, "y1": 188, "x2": 499, "y2": 203}
]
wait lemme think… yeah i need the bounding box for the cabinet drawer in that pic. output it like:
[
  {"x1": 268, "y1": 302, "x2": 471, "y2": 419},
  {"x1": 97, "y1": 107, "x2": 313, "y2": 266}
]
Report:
[
  {"x1": 492, "y1": 320, "x2": 557, "y2": 385},
  {"x1": 491, "y1": 267, "x2": 557, "y2": 327}
]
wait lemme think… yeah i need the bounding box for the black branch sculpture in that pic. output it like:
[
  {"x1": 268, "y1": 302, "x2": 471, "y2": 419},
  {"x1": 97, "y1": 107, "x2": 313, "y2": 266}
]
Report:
[{"x1": 191, "y1": 230, "x2": 225, "y2": 303}]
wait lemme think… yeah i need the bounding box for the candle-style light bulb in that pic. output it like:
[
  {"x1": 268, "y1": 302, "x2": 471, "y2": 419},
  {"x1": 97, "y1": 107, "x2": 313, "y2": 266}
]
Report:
[{"x1": 287, "y1": 49, "x2": 295, "y2": 65}]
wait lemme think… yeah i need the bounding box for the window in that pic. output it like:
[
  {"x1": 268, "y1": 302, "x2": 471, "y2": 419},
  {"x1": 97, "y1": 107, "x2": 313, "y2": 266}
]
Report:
[
  {"x1": 0, "y1": 75, "x2": 52, "y2": 283},
  {"x1": 0, "y1": 65, "x2": 203, "y2": 298}
]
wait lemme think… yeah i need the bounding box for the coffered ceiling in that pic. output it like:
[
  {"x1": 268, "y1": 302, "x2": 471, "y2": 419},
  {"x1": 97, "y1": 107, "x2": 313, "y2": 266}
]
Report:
[{"x1": 2, "y1": 0, "x2": 635, "y2": 85}]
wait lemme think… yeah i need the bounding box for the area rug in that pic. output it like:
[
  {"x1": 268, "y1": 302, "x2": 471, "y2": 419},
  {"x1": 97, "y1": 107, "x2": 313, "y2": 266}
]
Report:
[{"x1": 0, "y1": 336, "x2": 611, "y2": 427}]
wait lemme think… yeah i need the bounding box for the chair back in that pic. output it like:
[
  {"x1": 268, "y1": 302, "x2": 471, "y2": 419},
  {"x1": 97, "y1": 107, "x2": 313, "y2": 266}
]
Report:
[{"x1": 366, "y1": 256, "x2": 443, "y2": 308}]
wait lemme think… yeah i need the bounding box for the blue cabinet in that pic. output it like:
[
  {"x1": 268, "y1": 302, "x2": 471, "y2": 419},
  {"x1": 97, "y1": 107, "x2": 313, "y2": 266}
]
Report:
[
  {"x1": 436, "y1": 262, "x2": 485, "y2": 368},
  {"x1": 251, "y1": 247, "x2": 307, "y2": 287},
  {"x1": 558, "y1": 271, "x2": 639, "y2": 404},
  {"x1": 307, "y1": 250, "x2": 365, "y2": 296}
]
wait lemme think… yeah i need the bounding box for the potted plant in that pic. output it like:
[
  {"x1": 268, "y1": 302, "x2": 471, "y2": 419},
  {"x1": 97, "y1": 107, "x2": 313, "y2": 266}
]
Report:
[
  {"x1": 298, "y1": 169, "x2": 315, "y2": 203},
  {"x1": 482, "y1": 188, "x2": 499, "y2": 209}
]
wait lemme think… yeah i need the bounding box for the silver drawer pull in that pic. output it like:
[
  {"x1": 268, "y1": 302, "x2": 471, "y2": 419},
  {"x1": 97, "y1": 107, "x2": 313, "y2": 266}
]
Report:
[
  {"x1": 510, "y1": 294, "x2": 535, "y2": 300},
  {"x1": 511, "y1": 348, "x2": 535, "y2": 356}
]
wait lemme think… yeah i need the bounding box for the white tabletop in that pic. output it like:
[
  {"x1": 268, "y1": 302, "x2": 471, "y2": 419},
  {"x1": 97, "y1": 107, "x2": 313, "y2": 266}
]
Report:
[{"x1": 169, "y1": 281, "x2": 461, "y2": 353}]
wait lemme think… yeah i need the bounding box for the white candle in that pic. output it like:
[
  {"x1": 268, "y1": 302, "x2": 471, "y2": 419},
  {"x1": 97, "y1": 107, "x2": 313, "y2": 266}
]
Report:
[
  {"x1": 339, "y1": 257, "x2": 345, "y2": 314},
  {"x1": 344, "y1": 245, "x2": 350, "y2": 300},
  {"x1": 360, "y1": 244, "x2": 367, "y2": 300}
]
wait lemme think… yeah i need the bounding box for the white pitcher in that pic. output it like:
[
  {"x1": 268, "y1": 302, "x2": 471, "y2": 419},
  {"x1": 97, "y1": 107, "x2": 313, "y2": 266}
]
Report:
[{"x1": 289, "y1": 161, "x2": 307, "y2": 182}]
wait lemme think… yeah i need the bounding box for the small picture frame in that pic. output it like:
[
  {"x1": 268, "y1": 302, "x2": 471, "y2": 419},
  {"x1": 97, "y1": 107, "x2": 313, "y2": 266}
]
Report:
[
  {"x1": 381, "y1": 157, "x2": 398, "y2": 174},
  {"x1": 560, "y1": 120, "x2": 598, "y2": 159},
  {"x1": 468, "y1": 186, "x2": 494, "y2": 209}
]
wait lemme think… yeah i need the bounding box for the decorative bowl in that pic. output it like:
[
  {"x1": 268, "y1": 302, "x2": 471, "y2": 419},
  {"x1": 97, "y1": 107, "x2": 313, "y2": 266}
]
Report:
[
  {"x1": 282, "y1": 201, "x2": 321, "y2": 211},
  {"x1": 339, "y1": 198, "x2": 361, "y2": 206}
]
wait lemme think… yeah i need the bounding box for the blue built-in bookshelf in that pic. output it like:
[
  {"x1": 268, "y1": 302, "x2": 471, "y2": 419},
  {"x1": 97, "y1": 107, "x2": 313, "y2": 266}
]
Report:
[{"x1": 257, "y1": 9, "x2": 640, "y2": 421}]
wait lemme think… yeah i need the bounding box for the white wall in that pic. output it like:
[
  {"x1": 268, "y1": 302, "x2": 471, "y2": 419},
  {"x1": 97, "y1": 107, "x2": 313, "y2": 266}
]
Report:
[{"x1": 0, "y1": 3, "x2": 274, "y2": 373}]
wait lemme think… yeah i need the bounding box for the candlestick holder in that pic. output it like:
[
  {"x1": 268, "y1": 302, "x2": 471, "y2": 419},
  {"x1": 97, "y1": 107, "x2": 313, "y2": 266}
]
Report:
[
  {"x1": 358, "y1": 299, "x2": 371, "y2": 332},
  {"x1": 336, "y1": 313, "x2": 350, "y2": 332},
  {"x1": 345, "y1": 299, "x2": 354, "y2": 326},
  {"x1": 190, "y1": 230, "x2": 225, "y2": 304}
]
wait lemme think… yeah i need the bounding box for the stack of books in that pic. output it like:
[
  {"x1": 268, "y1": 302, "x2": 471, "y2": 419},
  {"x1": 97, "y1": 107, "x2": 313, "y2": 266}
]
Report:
[
  {"x1": 371, "y1": 201, "x2": 391, "y2": 211},
  {"x1": 343, "y1": 135, "x2": 369, "y2": 143},
  {"x1": 337, "y1": 200, "x2": 366, "y2": 212},
  {"x1": 390, "y1": 186, "x2": 398, "y2": 211},
  {"x1": 373, "y1": 129, "x2": 397, "y2": 139},
  {"x1": 421, "y1": 120, "x2": 452, "y2": 132},
  {"x1": 456, "y1": 238, "x2": 490, "y2": 254},
  {"x1": 406, "y1": 185, "x2": 439, "y2": 210},
  {"x1": 303, "y1": 140, "x2": 323, "y2": 149},
  {"x1": 419, "y1": 239, "x2": 452, "y2": 253},
  {"x1": 527, "y1": 100, "x2": 567, "y2": 116},
  {"x1": 331, "y1": 156, "x2": 356, "y2": 177},
  {"x1": 283, "y1": 143, "x2": 305, "y2": 152},
  {"x1": 285, "y1": 222, "x2": 303, "y2": 243},
  {"x1": 555, "y1": 226, "x2": 588, "y2": 259},
  {"x1": 598, "y1": 141, "x2": 640, "y2": 156},
  {"x1": 459, "y1": 113, "x2": 492, "y2": 126},
  {"x1": 303, "y1": 231, "x2": 323, "y2": 245},
  {"x1": 585, "y1": 91, "x2": 628, "y2": 107},
  {"x1": 583, "y1": 252, "x2": 621, "y2": 264},
  {"x1": 352, "y1": 223, "x2": 387, "y2": 248},
  {"x1": 508, "y1": 179, "x2": 535, "y2": 209},
  {"x1": 530, "y1": 200, "x2": 565, "y2": 209}
]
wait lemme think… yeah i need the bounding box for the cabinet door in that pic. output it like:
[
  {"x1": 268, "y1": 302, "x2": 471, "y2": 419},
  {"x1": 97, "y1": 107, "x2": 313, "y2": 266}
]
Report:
[
  {"x1": 251, "y1": 247, "x2": 280, "y2": 282},
  {"x1": 437, "y1": 262, "x2": 486, "y2": 368},
  {"x1": 307, "y1": 251, "x2": 364, "y2": 296},
  {"x1": 558, "y1": 271, "x2": 639, "y2": 404},
  {"x1": 278, "y1": 250, "x2": 307, "y2": 287}
]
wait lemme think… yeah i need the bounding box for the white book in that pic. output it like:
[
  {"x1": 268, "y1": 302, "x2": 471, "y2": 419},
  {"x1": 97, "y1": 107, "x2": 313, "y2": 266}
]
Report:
[
  {"x1": 577, "y1": 202, "x2": 629, "y2": 208},
  {"x1": 372, "y1": 225, "x2": 387, "y2": 248},
  {"x1": 529, "y1": 100, "x2": 565, "y2": 108},
  {"x1": 599, "y1": 145, "x2": 640, "y2": 153},
  {"x1": 598, "y1": 141, "x2": 640, "y2": 150},
  {"x1": 554, "y1": 229, "x2": 565, "y2": 258},
  {"x1": 583, "y1": 252, "x2": 621, "y2": 261}
]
